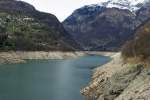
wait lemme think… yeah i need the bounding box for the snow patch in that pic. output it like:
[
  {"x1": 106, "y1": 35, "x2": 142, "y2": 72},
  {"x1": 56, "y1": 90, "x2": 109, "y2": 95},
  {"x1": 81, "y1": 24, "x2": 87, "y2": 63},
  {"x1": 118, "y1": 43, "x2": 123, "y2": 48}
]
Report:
[{"x1": 86, "y1": 0, "x2": 147, "y2": 12}]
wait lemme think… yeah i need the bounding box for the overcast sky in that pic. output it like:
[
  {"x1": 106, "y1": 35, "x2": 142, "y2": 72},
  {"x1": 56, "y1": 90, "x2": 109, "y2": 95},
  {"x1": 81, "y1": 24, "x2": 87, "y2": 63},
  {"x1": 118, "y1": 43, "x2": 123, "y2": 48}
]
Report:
[{"x1": 21, "y1": 0, "x2": 100, "y2": 21}]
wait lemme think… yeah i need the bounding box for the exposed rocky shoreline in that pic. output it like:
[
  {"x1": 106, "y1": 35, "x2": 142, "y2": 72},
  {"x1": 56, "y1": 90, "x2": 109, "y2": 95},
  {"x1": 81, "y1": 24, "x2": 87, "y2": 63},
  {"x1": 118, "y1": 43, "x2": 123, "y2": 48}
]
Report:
[
  {"x1": 0, "y1": 51, "x2": 85, "y2": 64},
  {"x1": 81, "y1": 53, "x2": 150, "y2": 100},
  {"x1": 0, "y1": 51, "x2": 115, "y2": 64}
]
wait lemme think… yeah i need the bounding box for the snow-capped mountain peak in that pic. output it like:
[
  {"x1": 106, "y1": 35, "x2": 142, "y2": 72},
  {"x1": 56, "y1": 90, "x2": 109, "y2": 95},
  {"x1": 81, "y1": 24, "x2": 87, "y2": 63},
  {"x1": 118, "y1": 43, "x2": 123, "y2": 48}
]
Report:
[{"x1": 88, "y1": 0, "x2": 147, "y2": 12}]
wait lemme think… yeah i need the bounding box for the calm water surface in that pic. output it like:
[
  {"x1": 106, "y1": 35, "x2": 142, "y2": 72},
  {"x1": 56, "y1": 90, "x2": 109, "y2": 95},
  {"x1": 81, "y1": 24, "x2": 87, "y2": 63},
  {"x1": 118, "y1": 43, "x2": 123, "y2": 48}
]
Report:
[{"x1": 0, "y1": 55, "x2": 110, "y2": 100}]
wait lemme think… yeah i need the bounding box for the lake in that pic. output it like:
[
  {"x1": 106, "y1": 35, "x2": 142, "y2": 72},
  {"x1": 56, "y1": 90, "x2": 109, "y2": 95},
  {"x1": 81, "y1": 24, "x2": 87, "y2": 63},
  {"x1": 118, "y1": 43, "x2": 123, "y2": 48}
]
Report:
[{"x1": 0, "y1": 55, "x2": 110, "y2": 100}]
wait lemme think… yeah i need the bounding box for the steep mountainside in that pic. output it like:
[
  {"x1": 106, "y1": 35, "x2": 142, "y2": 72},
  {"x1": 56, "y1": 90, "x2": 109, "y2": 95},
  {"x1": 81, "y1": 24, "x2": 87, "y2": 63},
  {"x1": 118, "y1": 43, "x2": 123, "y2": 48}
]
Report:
[
  {"x1": 122, "y1": 19, "x2": 150, "y2": 60},
  {"x1": 0, "y1": 0, "x2": 79, "y2": 51},
  {"x1": 63, "y1": 0, "x2": 150, "y2": 51}
]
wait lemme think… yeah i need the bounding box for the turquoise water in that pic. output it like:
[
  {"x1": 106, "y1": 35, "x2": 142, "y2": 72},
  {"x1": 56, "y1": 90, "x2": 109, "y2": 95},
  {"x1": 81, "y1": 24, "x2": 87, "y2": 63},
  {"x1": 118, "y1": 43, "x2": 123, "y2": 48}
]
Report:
[{"x1": 0, "y1": 55, "x2": 110, "y2": 100}]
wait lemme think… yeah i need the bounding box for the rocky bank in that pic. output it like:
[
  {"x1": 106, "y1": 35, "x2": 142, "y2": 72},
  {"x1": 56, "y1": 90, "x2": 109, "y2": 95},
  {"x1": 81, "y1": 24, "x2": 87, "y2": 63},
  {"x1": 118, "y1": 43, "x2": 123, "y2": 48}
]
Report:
[
  {"x1": 0, "y1": 51, "x2": 85, "y2": 64},
  {"x1": 81, "y1": 53, "x2": 150, "y2": 100},
  {"x1": 0, "y1": 51, "x2": 115, "y2": 64}
]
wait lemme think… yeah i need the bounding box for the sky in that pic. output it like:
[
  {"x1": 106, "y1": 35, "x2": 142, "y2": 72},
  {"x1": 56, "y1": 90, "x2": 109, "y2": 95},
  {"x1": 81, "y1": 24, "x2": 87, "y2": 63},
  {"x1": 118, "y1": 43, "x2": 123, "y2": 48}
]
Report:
[{"x1": 20, "y1": 0, "x2": 101, "y2": 22}]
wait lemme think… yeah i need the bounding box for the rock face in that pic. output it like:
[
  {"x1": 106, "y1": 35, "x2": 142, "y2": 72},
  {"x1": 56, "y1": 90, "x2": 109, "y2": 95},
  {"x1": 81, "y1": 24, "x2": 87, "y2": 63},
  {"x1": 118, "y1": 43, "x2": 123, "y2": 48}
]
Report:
[
  {"x1": 81, "y1": 53, "x2": 150, "y2": 100},
  {"x1": 0, "y1": 0, "x2": 80, "y2": 51},
  {"x1": 63, "y1": 7, "x2": 138, "y2": 51},
  {"x1": 63, "y1": 0, "x2": 150, "y2": 51}
]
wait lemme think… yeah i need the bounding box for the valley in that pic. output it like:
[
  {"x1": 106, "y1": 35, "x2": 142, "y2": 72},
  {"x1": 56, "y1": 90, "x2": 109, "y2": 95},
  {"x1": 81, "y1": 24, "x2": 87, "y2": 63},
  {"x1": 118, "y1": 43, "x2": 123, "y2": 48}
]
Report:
[{"x1": 0, "y1": 0, "x2": 150, "y2": 100}]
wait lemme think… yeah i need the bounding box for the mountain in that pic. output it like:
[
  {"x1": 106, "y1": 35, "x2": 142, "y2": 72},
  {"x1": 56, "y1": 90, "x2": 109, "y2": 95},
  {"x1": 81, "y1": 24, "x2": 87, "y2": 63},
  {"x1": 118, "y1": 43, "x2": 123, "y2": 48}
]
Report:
[
  {"x1": 0, "y1": 0, "x2": 79, "y2": 51},
  {"x1": 95, "y1": 0, "x2": 145, "y2": 11},
  {"x1": 63, "y1": 7, "x2": 138, "y2": 51},
  {"x1": 63, "y1": 0, "x2": 150, "y2": 51}
]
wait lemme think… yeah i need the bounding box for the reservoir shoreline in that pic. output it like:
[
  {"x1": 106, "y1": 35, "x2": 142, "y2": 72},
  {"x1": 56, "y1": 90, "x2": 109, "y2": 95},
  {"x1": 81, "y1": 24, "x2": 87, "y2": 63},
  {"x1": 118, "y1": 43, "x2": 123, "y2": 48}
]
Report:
[
  {"x1": 0, "y1": 53, "x2": 112, "y2": 100},
  {"x1": 0, "y1": 51, "x2": 116, "y2": 64},
  {"x1": 81, "y1": 53, "x2": 150, "y2": 100}
]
